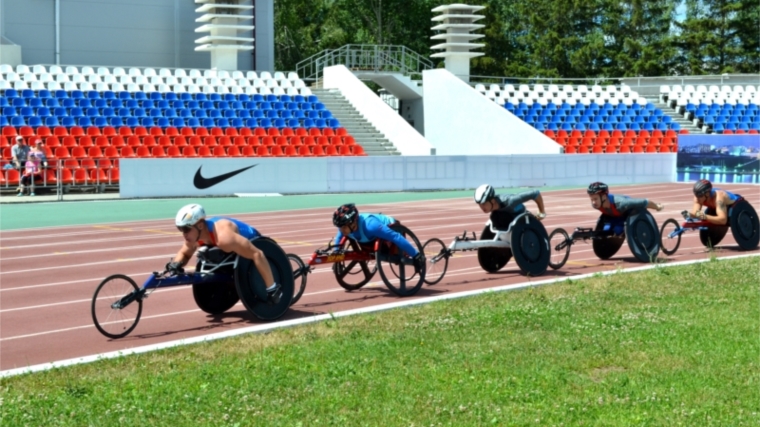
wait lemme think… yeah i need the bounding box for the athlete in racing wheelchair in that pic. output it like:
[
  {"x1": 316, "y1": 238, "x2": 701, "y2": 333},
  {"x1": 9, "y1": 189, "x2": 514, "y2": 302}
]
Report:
[
  {"x1": 684, "y1": 179, "x2": 759, "y2": 249},
  {"x1": 471, "y1": 184, "x2": 550, "y2": 275},
  {"x1": 329, "y1": 204, "x2": 426, "y2": 294},
  {"x1": 548, "y1": 182, "x2": 665, "y2": 268},
  {"x1": 90, "y1": 204, "x2": 295, "y2": 339}
]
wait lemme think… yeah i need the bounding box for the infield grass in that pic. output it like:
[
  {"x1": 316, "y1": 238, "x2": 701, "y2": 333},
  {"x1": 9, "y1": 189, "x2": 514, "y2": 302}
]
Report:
[{"x1": 2, "y1": 256, "x2": 758, "y2": 426}]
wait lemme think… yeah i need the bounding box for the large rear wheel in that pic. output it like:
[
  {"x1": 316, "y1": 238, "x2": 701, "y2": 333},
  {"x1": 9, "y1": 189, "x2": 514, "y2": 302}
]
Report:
[{"x1": 376, "y1": 224, "x2": 426, "y2": 296}]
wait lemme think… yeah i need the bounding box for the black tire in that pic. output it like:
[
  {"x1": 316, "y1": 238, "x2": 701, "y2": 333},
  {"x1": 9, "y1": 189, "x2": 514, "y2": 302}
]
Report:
[
  {"x1": 625, "y1": 210, "x2": 661, "y2": 263},
  {"x1": 592, "y1": 215, "x2": 625, "y2": 260},
  {"x1": 192, "y1": 261, "x2": 239, "y2": 315},
  {"x1": 376, "y1": 224, "x2": 426, "y2": 296},
  {"x1": 729, "y1": 200, "x2": 760, "y2": 250},
  {"x1": 477, "y1": 224, "x2": 512, "y2": 272},
  {"x1": 333, "y1": 238, "x2": 377, "y2": 291},
  {"x1": 288, "y1": 253, "x2": 308, "y2": 306},
  {"x1": 91, "y1": 274, "x2": 142, "y2": 339},
  {"x1": 659, "y1": 218, "x2": 682, "y2": 256},
  {"x1": 699, "y1": 227, "x2": 728, "y2": 248},
  {"x1": 548, "y1": 228, "x2": 571, "y2": 269},
  {"x1": 510, "y1": 214, "x2": 550, "y2": 276},
  {"x1": 234, "y1": 237, "x2": 294, "y2": 321},
  {"x1": 422, "y1": 238, "x2": 449, "y2": 285}
]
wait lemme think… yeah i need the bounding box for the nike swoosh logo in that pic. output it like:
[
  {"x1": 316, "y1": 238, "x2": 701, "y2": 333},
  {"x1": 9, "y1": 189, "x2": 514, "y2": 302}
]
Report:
[{"x1": 193, "y1": 165, "x2": 257, "y2": 189}]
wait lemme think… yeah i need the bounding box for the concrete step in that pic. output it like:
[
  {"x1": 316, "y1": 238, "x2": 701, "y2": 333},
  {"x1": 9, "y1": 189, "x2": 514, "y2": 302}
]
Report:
[{"x1": 646, "y1": 97, "x2": 704, "y2": 134}]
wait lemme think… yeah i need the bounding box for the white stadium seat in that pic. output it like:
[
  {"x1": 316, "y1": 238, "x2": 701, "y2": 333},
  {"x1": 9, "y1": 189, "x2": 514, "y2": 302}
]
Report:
[
  {"x1": 246, "y1": 71, "x2": 258, "y2": 79},
  {"x1": 32, "y1": 65, "x2": 47, "y2": 74},
  {"x1": 174, "y1": 69, "x2": 187, "y2": 78},
  {"x1": 16, "y1": 64, "x2": 30, "y2": 74},
  {"x1": 112, "y1": 67, "x2": 126, "y2": 77},
  {"x1": 128, "y1": 68, "x2": 142, "y2": 77},
  {"x1": 159, "y1": 68, "x2": 172, "y2": 77}
]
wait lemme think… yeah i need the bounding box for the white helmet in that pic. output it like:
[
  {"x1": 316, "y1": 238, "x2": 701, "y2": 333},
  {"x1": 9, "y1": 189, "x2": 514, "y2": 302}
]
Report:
[
  {"x1": 175, "y1": 204, "x2": 206, "y2": 227},
  {"x1": 474, "y1": 184, "x2": 495, "y2": 204}
]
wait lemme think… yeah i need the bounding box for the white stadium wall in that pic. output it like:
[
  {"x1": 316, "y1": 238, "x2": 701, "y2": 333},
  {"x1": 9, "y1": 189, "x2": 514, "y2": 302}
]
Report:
[
  {"x1": 120, "y1": 154, "x2": 676, "y2": 198},
  {"x1": 422, "y1": 69, "x2": 562, "y2": 156},
  {"x1": 323, "y1": 65, "x2": 434, "y2": 156}
]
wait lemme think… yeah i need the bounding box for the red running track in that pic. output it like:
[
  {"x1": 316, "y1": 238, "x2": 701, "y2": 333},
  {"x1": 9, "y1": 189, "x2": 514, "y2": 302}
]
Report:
[{"x1": 1, "y1": 183, "x2": 758, "y2": 370}]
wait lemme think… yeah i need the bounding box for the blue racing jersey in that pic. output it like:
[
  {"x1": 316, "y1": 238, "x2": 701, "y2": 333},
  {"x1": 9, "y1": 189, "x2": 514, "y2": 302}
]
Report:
[
  {"x1": 333, "y1": 213, "x2": 419, "y2": 257},
  {"x1": 200, "y1": 217, "x2": 260, "y2": 246}
]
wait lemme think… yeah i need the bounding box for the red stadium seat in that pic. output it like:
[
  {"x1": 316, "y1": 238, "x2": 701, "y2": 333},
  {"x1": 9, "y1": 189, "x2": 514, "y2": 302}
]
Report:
[
  {"x1": 118, "y1": 126, "x2": 133, "y2": 136},
  {"x1": 55, "y1": 147, "x2": 71, "y2": 158},
  {"x1": 324, "y1": 145, "x2": 339, "y2": 156},
  {"x1": 303, "y1": 136, "x2": 316, "y2": 146},
  {"x1": 197, "y1": 146, "x2": 213, "y2": 157},
  {"x1": 109, "y1": 168, "x2": 120, "y2": 184},
  {"x1": 19, "y1": 126, "x2": 34, "y2": 137},
  {"x1": 44, "y1": 169, "x2": 58, "y2": 185},
  {"x1": 45, "y1": 136, "x2": 61, "y2": 148},
  {"x1": 323, "y1": 128, "x2": 335, "y2": 137},
  {"x1": 267, "y1": 128, "x2": 280, "y2": 137},
  {"x1": 261, "y1": 136, "x2": 274, "y2": 146},
  {"x1": 36, "y1": 126, "x2": 52, "y2": 137},
  {"x1": 80, "y1": 158, "x2": 98, "y2": 170},
  {"x1": 351, "y1": 145, "x2": 366, "y2": 156},
  {"x1": 210, "y1": 127, "x2": 224, "y2": 137},
  {"x1": 213, "y1": 146, "x2": 227, "y2": 157},
  {"x1": 227, "y1": 146, "x2": 242, "y2": 157},
  {"x1": 289, "y1": 136, "x2": 303, "y2": 146},
  {"x1": 158, "y1": 136, "x2": 172, "y2": 147},
  {"x1": 233, "y1": 136, "x2": 247, "y2": 146},
  {"x1": 281, "y1": 128, "x2": 294, "y2": 137},
  {"x1": 239, "y1": 128, "x2": 252, "y2": 137},
  {"x1": 339, "y1": 145, "x2": 353, "y2": 156},
  {"x1": 165, "y1": 127, "x2": 179, "y2": 137},
  {"x1": 195, "y1": 127, "x2": 209, "y2": 137},
  {"x1": 78, "y1": 136, "x2": 94, "y2": 148},
  {"x1": 189, "y1": 136, "x2": 203, "y2": 146},
  {"x1": 203, "y1": 136, "x2": 218, "y2": 146},
  {"x1": 136, "y1": 146, "x2": 151, "y2": 157},
  {"x1": 127, "y1": 136, "x2": 142, "y2": 147},
  {"x1": 312, "y1": 145, "x2": 326, "y2": 157},
  {"x1": 104, "y1": 147, "x2": 120, "y2": 158},
  {"x1": 89, "y1": 168, "x2": 108, "y2": 184},
  {"x1": 73, "y1": 168, "x2": 88, "y2": 184},
  {"x1": 134, "y1": 126, "x2": 148, "y2": 136},
  {"x1": 283, "y1": 145, "x2": 298, "y2": 157},
  {"x1": 218, "y1": 136, "x2": 232, "y2": 146},
  {"x1": 120, "y1": 146, "x2": 136, "y2": 158},
  {"x1": 102, "y1": 126, "x2": 117, "y2": 137},
  {"x1": 86, "y1": 126, "x2": 101, "y2": 136},
  {"x1": 182, "y1": 146, "x2": 198, "y2": 157},
  {"x1": 2, "y1": 126, "x2": 17, "y2": 137},
  {"x1": 276, "y1": 136, "x2": 288, "y2": 146},
  {"x1": 95, "y1": 136, "x2": 110, "y2": 147},
  {"x1": 173, "y1": 136, "x2": 187, "y2": 147},
  {"x1": 242, "y1": 146, "x2": 256, "y2": 157},
  {"x1": 53, "y1": 126, "x2": 69, "y2": 136},
  {"x1": 253, "y1": 127, "x2": 267, "y2": 136},
  {"x1": 296, "y1": 128, "x2": 308, "y2": 136},
  {"x1": 336, "y1": 127, "x2": 348, "y2": 136},
  {"x1": 142, "y1": 136, "x2": 157, "y2": 147},
  {"x1": 181, "y1": 127, "x2": 195, "y2": 136},
  {"x1": 270, "y1": 146, "x2": 284, "y2": 157},
  {"x1": 151, "y1": 146, "x2": 167, "y2": 158},
  {"x1": 298, "y1": 145, "x2": 313, "y2": 157},
  {"x1": 309, "y1": 128, "x2": 322, "y2": 136},
  {"x1": 167, "y1": 146, "x2": 182, "y2": 157},
  {"x1": 256, "y1": 146, "x2": 271, "y2": 157},
  {"x1": 246, "y1": 136, "x2": 260, "y2": 146},
  {"x1": 111, "y1": 136, "x2": 126, "y2": 148},
  {"x1": 225, "y1": 128, "x2": 238, "y2": 137},
  {"x1": 88, "y1": 147, "x2": 104, "y2": 158},
  {"x1": 5, "y1": 169, "x2": 20, "y2": 185},
  {"x1": 619, "y1": 145, "x2": 632, "y2": 153},
  {"x1": 58, "y1": 168, "x2": 74, "y2": 185},
  {"x1": 149, "y1": 127, "x2": 164, "y2": 136}
]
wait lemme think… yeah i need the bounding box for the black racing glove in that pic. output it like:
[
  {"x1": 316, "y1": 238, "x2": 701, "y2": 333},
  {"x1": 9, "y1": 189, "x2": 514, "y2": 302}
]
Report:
[
  {"x1": 412, "y1": 252, "x2": 426, "y2": 273},
  {"x1": 165, "y1": 261, "x2": 185, "y2": 275}
]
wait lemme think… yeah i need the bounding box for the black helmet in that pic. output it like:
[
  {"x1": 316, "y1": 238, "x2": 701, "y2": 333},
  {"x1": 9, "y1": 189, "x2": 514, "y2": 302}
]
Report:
[
  {"x1": 587, "y1": 182, "x2": 609, "y2": 195},
  {"x1": 333, "y1": 203, "x2": 358, "y2": 227},
  {"x1": 693, "y1": 179, "x2": 712, "y2": 197}
]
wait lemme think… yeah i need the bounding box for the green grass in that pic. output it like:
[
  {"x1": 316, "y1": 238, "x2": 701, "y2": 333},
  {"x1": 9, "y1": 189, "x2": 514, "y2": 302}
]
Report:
[{"x1": 2, "y1": 256, "x2": 758, "y2": 426}]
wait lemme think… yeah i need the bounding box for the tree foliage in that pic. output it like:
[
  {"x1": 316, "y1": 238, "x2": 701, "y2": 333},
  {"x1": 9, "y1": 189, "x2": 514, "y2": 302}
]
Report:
[{"x1": 274, "y1": 0, "x2": 759, "y2": 77}]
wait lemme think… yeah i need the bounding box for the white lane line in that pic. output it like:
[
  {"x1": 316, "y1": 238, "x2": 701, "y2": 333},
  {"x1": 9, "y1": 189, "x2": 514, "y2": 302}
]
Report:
[{"x1": 2, "y1": 252, "x2": 757, "y2": 378}]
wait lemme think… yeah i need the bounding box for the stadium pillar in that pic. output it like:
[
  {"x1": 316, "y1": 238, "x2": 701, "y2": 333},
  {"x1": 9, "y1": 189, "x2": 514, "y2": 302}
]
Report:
[
  {"x1": 430, "y1": 4, "x2": 485, "y2": 83},
  {"x1": 195, "y1": 0, "x2": 255, "y2": 71}
]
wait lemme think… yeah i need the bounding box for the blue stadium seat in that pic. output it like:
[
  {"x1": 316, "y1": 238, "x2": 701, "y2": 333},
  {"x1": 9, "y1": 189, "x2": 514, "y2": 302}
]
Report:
[
  {"x1": 119, "y1": 91, "x2": 132, "y2": 100},
  {"x1": 109, "y1": 117, "x2": 124, "y2": 127},
  {"x1": 156, "y1": 117, "x2": 170, "y2": 127},
  {"x1": 19, "y1": 107, "x2": 34, "y2": 117},
  {"x1": 142, "y1": 100, "x2": 155, "y2": 109},
  {"x1": 209, "y1": 93, "x2": 221, "y2": 102},
  {"x1": 187, "y1": 118, "x2": 200, "y2": 127},
  {"x1": 21, "y1": 89, "x2": 34, "y2": 98},
  {"x1": 180, "y1": 93, "x2": 192, "y2": 101},
  {"x1": 260, "y1": 118, "x2": 272, "y2": 127},
  {"x1": 230, "y1": 118, "x2": 243, "y2": 128},
  {"x1": 4, "y1": 89, "x2": 19, "y2": 98},
  {"x1": 202, "y1": 118, "x2": 215, "y2": 127},
  {"x1": 87, "y1": 91, "x2": 100, "y2": 99},
  {"x1": 61, "y1": 117, "x2": 76, "y2": 127},
  {"x1": 165, "y1": 92, "x2": 177, "y2": 101},
  {"x1": 78, "y1": 117, "x2": 92, "y2": 126},
  {"x1": 245, "y1": 118, "x2": 258, "y2": 128},
  {"x1": 12, "y1": 98, "x2": 26, "y2": 107},
  {"x1": 45, "y1": 116, "x2": 60, "y2": 126},
  {"x1": 11, "y1": 116, "x2": 25, "y2": 126},
  {"x1": 126, "y1": 117, "x2": 139, "y2": 127},
  {"x1": 0, "y1": 116, "x2": 7, "y2": 126},
  {"x1": 141, "y1": 117, "x2": 155, "y2": 127},
  {"x1": 93, "y1": 117, "x2": 108, "y2": 126},
  {"x1": 149, "y1": 92, "x2": 163, "y2": 100},
  {"x1": 223, "y1": 94, "x2": 236, "y2": 102},
  {"x1": 37, "y1": 107, "x2": 51, "y2": 117},
  {"x1": 133, "y1": 108, "x2": 147, "y2": 117},
  {"x1": 216, "y1": 118, "x2": 229, "y2": 127},
  {"x1": 195, "y1": 93, "x2": 207, "y2": 101},
  {"x1": 28, "y1": 116, "x2": 42, "y2": 127},
  {"x1": 38, "y1": 89, "x2": 52, "y2": 99},
  {"x1": 287, "y1": 118, "x2": 299, "y2": 128},
  {"x1": 134, "y1": 92, "x2": 147, "y2": 101}
]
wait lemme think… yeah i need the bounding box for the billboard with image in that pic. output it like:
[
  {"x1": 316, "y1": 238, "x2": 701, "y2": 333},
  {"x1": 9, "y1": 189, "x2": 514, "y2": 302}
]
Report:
[{"x1": 676, "y1": 134, "x2": 760, "y2": 184}]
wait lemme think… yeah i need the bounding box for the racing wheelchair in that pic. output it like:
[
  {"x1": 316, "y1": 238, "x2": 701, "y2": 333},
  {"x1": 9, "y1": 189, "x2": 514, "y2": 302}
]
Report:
[
  {"x1": 420, "y1": 211, "x2": 551, "y2": 284},
  {"x1": 547, "y1": 210, "x2": 661, "y2": 269},
  {"x1": 659, "y1": 199, "x2": 760, "y2": 255},
  {"x1": 293, "y1": 223, "x2": 427, "y2": 297},
  {"x1": 91, "y1": 236, "x2": 303, "y2": 339}
]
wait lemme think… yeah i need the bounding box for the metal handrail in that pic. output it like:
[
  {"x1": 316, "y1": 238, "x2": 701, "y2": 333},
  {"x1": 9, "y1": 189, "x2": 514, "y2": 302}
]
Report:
[{"x1": 296, "y1": 45, "x2": 434, "y2": 81}]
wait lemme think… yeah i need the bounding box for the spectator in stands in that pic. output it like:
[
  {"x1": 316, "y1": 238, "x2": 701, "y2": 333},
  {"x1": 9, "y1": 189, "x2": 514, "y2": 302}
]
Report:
[
  {"x1": 18, "y1": 138, "x2": 46, "y2": 197},
  {"x1": 587, "y1": 182, "x2": 664, "y2": 220},
  {"x1": 11, "y1": 136, "x2": 29, "y2": 172},
  {"x1": 473, "y1": 184, "x2": 547, "y2": 230}
]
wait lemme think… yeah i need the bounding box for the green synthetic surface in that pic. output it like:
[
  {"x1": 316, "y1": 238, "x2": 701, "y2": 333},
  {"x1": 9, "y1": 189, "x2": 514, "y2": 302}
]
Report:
[{"x1": 0, "y1": 185, "x2": 588, "y2": 231}]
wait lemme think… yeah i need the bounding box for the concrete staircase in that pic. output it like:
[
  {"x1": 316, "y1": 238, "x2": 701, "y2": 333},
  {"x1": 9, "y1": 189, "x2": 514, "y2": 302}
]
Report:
[
  {"x1": 646, "y1": 96, "x2": 703, "y2": 134},
  {"x1": 311, "y1": 88, "x2": 400, "y2": 156}
]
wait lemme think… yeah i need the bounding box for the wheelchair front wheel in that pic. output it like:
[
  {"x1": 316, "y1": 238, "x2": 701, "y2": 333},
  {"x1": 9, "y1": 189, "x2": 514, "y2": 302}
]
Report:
[
  {"x1": 91, "y1": 274, "x2": 143, "y2": 339},
  {"x1": 288, "y1": 253, "x2": 308, "y2": 306}
]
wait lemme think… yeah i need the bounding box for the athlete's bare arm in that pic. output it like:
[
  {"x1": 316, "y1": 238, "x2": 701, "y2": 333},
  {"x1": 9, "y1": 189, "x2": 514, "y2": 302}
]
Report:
[
  {"x1": 214, "y1": 219, "x2": 275, "y2": 287},
  {"x1": 690, "y1": 197, "x2": 703, "y2": 218},
  {"x1": 172, "y1": 241, "x2": 198, "y2": 266},
  {"x1": 706, "y1": 192, "x2": 730, "y2": 225}
]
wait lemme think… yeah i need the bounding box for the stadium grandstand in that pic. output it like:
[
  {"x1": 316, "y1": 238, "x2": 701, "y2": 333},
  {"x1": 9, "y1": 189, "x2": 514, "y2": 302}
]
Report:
[{"x1": 0, "y1": 0, "x2": 756, "y2": 197}]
